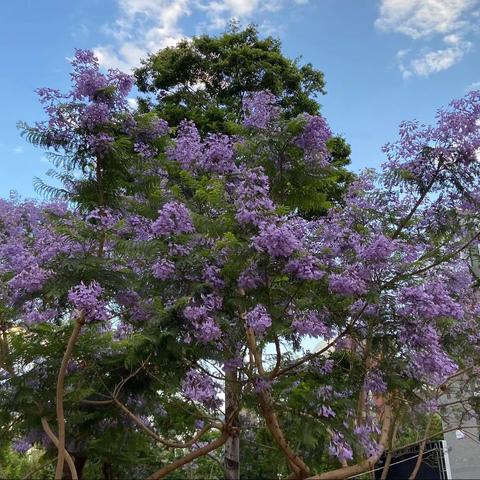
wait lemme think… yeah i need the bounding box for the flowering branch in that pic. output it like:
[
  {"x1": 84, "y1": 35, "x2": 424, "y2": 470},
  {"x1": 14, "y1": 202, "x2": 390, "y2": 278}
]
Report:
[{"x1": 306, "y1": 400, "x2": 393, "y2": 480}]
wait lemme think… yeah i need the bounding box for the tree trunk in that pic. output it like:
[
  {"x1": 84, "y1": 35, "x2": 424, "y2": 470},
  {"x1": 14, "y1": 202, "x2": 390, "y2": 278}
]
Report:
[
  {"x1": 224, "y1": 369, "x2": 241, "y2": 480},
  {"x1": 102, "y1": 462, "x2": 114, "y2": 480},
  {"x1": 63, "y1": 455, "x2": 87, "y2": 480}
]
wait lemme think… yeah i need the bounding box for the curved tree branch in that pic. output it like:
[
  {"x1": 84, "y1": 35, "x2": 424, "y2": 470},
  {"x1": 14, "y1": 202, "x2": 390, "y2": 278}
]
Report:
[
  {"x1": 41, "y1": 417, "x2": 78, "y2": 480},
  {"x1": 55, "y1": 314, "x2": 84, "y2": 479},
  {"x1": 146, "y1": 431, "x2": 230, "y2": 480}
]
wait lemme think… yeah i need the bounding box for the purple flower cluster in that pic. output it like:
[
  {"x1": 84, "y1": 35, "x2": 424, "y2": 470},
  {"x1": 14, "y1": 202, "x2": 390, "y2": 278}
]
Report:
[
  {"x1": 363, "y1": 370, "x2": 387, "y2": 394},
  {"x1": 285, "y1": 255, "x2": 324, "y2": 280},
  {"x1": 358, "y1": 234, "x2": 396, "y2": 263},
  {"x1": 151, "y1": 201, "x2": 195, "y2": 237},
  {"x1": 167, "y1": 120, "x2": 203, "y2": 170},
  {"x1": 245, "y1": 304, "x2": 272, "y2": 336},
  {"x1": 167, "y1": 120, "x2": 236, "y2": 173},
  {"x1": 328, "y1": 271, "x2": 367, "y2": 296},
  {"x1": 12, "y1": 438, "x2": 31, "y2": 454},
  {"x1": 222, "y1": 357, "x2": 244, "y2": 373},
  {"x1": 252, "y1": 221, "x2": 301, "y2": 258},
  {"x1": 182, "y1": 369, "x2": 220, "y2": 410},
  {"x1": 82, "y1": 102, "x2": 111, "y2": 129},
  {"x1": 202, "y1": 264, "x2": 224, "y2": 289},
  {"x1": 399, "y1": 322, "x2": 458, "y2": 385},
  {"x1": 152, "y1": 258, "x2": 176, "y2": 280},
  {"x1": 67, "y1": 281, "x2": 109, "y2": 322},
  {"x1": 354, "y1": 422, "x2": 381, "y2": 458},
  {"x1": 183, "y1": 294, "x2": 222, "y2": 343},
  {"x1": 242, "y1": 91, "x2": 279, "y2": 129},
  {"x1": 234, "y1": 167, "x2": 275, "y2": 226},
  {"x1": 86, "y1": 207, "x2": 118, "y2": 230},
  {"x1": 22, "y1": 300, "x2": 57, "y2": 326},
  {"x1": 238, "y1": 262, "x2": 264, "y2": 290},
  {"x1": 328, "y1": 431, "x2": 353, "y2": 463},
  {"x1": 35, "y1": 49, "x2": 133, "y2": 150},
  {"x1": 398, "y1": 281, "x2": 464, "y2": 321},
  {"x1": 292, "y1": 310, "x2": 331, "y2": 338},
  {"x1": 131, "y1": 116, "x2": 169, "y2": 158},
  {"x1": 295, "y1": 113, "x2": 331, "y2": 165},
  {"x1": 87, "y1": 133, "x2": 114, "y2": 156}
]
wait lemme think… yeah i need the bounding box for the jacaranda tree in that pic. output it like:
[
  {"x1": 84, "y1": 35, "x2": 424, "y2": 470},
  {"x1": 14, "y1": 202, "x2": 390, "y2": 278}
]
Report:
[{"x1": 1, "y1": 49, "x2": 480, "y2": 480}]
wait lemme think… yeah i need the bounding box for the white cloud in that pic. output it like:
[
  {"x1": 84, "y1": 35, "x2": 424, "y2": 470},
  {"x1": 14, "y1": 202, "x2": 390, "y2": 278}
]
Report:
[
  {"x1": 127, "y1": 97, "x2": 139, "y2": 110},
  {"x1": 398, "y1": 35, "x2": 472, "y2": 78},
  {"x1": 376, "y1": 0, "x2": 476, "y2": 39},
  {"x1": 95, "y1": 0, "x2": 190, "y2": 70},
  {"x1": 13, "y1": 146, "x2": 24, "y2": 154},
  {"x1": 467, "y1": 80, "x2": 480, "y2": 90},
  {"x1": 94, "y1": 0, "x2": 305, "y2": 71},
  {"x1": 376, "y1": 0, "x2": 479, "y2": 78}
]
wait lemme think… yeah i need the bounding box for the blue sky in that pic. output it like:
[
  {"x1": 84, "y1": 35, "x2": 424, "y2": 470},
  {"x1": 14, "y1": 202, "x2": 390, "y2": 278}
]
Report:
[{"x1": 1, "y1": 0, "x2": 479, "y2": 198}]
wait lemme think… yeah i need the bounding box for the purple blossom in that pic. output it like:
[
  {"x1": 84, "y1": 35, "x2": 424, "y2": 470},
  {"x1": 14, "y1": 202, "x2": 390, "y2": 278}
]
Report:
[
  {"x1": 245, "y1": 305, "x2": 272, "y2": 335},
  {"x1": 22, "y1": 300, "x2": 57, "y2": 326},
  {"x1": 135, "y1": 116, "x2": 169, "y2": 143},
  {"x1": 87, "y1": 133, "x2": 114, "y2": 156},
  {"x1": 329, "y1": 272, "x2": 367, "y2": 296},
  {"x1": 292, "y1": 310, "x2": 331, "y2": 338},
  {"x1": 202, "y1": 264, "x2": 224, "y2": 289},
  {"x1": 359, "y1": 235, "x2": 396, "y2": 263},
  {"x1": 151, "y1": 201, "x2": 195, "y2": 237},
  {"x1": 243, "y1": 91, "x2": 279, "y2": 129},
  {"x1": 201, "y1": 133, "x2": 236, "y2": 173},
  {"x1": 183, "y1": 296, "x2": 222, "y2": 343},
  {"x1": 182, "y1": 369, "x2": 220, "y2": 409},
  {"x1": 398, "y1": 281, "x2": 464, "y2": 320},
  {"x1": 134, "y1": 142, "x2": 156, "y2": 159},
  {"x1": 364, "y1": 370, "x2": 387, "y2": 394},
  {"x1": 354, "y1": 423, "x2": 381, "y2": 458},
  {"x1": 8, "y1": 264, "x2": 50, "y2": 295},
  {"x1": 12, "y1": 438, "x2": 31, "y2": 454},
  {"x1": 318, "y1": 405, "x2": 336, "y2": 417},
  {"x1": 152, "y1": 258, "x2": 176, "y2": 280},
  {"x1": 328, "y1": 431, "x2": 353, "y2": 463},
  {"x1": 82, "y1": 102, "x2": 110, "y2": 129},
  {"x1": 167, "y1": 120, "x2": 203, "y2": 170},
  {"x1": 222, "y1": 357, "x2": 244, "y2": 373},
  {"x1": 234, "y1": 167, "x2": 275, "y2": 226},
  {"x1": 295, "y1": 113, "x2": 331, "y2": 165},
  {"x1": 68, "y1": 281, "x2": 109, "y2": 322},
  {"x1": 238, "y1": 262, "x2": 263, "y2": 290},
  {"x1": 252, "y1": 222, "x2": 301, "y2": 258},
  {"x1": 285, "y1": 255, "x2": 324, "y2": 280},
  {"x1": 86, "y1": 207, "x2": 117, "y2": 229}
]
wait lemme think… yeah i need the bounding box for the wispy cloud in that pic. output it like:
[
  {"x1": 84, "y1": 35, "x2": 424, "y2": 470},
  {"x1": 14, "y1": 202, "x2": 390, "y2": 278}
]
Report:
[
  {"x1": 467, "y1": 80, "x2": 480, "y2": 91},
  {"x1": 13, "y1": 146, "x2": 24, "y2": 154},
  {"x1": 376, "y1": 0, "x2": 479, "y2": 78},
  {"x1": 94, "y1": 0, "x2": 306, "y2": 71}
]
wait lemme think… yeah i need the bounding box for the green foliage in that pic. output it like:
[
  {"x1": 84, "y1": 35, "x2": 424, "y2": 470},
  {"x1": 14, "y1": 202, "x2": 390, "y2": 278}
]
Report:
[
  {"x1": 135, "y1": 25, "x2": 353, "y2": 216},
  {"x1": 135, "y1": 25, "x2": 325, "y2": 135},
  {"x1": 0, "y1": 447, "x2": 55, "y2": 480}
]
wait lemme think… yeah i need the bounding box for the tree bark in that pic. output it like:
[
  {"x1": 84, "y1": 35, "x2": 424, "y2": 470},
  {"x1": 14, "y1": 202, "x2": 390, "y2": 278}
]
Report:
[
  {"x1": 102, "y1": 462, "x2": 113, "y2": 480},
  {"x1": 224, "y1": 369, "x2": 241, "y2": 480},
  {"x1": 147, "y1": 432, "x2": 229, "y2": 480},
  {"x1": 55, "y1": 316, "x2": 84, "y2": 479}
]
